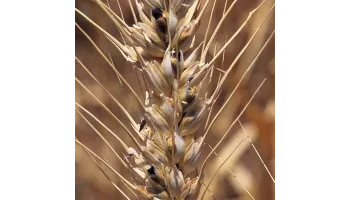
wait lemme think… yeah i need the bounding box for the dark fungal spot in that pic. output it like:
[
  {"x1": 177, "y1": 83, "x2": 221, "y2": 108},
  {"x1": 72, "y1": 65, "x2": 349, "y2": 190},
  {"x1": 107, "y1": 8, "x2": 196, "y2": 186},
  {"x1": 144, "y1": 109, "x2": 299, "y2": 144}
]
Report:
[
  {"x1": 139, "y1": 118, "x2": 146, "y2": 132},
  {"x1": 152, "y1": 8, "x2": 163, "y2": 20},
  {"x1": 178, "y1": 112, "x2": 186, "y2": 127},
  {"x1": 147, "y1": 165, "x2": 155, "y2": 175},
  {"x1": 147, "y1": 166, "x2": 161, "y2": 184},
  {"x1": 152, "y1": 8, "x2": 167, "y2": 34},
  {"x1": 175, "y1": 163, "x2": 180, "y2": 169}
]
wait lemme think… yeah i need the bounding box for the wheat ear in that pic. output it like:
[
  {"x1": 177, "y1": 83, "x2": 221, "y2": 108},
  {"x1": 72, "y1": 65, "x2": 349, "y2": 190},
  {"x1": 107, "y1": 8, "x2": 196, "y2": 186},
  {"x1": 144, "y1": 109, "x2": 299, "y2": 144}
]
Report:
[{"x1": 76, "y1": 0, "x2": 275, "y2": 199}]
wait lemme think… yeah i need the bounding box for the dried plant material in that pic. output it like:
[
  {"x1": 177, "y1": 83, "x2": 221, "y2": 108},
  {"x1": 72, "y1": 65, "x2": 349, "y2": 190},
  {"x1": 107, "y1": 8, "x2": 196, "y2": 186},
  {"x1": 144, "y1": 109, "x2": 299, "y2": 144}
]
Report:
[{"x1": 75, "y1": 0, "x2": 275, "y2": 199}]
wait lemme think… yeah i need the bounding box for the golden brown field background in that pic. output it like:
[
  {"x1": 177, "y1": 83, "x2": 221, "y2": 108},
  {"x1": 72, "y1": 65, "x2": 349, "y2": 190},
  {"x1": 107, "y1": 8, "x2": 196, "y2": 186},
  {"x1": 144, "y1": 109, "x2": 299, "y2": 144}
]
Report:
[{"x1": 75, "y1": 0, "x2": 275, "y2": 199}]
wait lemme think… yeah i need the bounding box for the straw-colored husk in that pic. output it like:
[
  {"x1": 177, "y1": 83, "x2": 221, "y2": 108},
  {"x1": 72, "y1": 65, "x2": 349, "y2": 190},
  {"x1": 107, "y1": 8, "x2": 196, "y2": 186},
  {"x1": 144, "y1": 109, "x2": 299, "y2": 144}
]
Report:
[{"x1": 75, "y1": 0, "x2": 275, "y2": 199}]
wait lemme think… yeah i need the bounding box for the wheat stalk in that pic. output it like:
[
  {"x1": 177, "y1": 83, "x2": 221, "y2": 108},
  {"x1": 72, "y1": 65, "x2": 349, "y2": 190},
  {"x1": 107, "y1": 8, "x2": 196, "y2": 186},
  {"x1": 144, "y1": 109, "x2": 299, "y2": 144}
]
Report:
[{"x1": 75, "y1": 0, "x2": 275, "y2": 199}]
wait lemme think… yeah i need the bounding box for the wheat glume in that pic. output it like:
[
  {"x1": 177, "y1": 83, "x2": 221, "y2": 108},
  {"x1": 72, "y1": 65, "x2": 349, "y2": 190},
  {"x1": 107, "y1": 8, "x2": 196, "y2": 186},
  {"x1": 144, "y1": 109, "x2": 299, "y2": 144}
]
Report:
[{"x1": 75, "y1": 0, "x2": 275, "y2": 199}]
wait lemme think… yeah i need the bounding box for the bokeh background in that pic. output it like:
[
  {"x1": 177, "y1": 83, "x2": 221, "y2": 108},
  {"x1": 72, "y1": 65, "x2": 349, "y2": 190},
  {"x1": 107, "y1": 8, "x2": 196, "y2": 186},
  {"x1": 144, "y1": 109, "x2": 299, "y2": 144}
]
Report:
[{"x1": 75, "y1": 0, "x2": 275, "y2": 199}]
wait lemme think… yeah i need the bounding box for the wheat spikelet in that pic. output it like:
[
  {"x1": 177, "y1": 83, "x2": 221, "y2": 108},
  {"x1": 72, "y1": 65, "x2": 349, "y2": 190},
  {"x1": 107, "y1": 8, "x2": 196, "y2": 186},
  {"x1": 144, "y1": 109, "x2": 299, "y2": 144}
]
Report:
[{"x1": 75, "y1": 0, "x2": 275, "y2": 199}]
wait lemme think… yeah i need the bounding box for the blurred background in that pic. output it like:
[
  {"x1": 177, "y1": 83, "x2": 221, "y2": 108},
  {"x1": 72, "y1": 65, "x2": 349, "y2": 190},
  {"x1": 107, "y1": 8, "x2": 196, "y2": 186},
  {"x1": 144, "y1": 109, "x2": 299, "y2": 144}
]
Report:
[{"x1": 75, "y1": 0, "x2": 275, "y2": 199}]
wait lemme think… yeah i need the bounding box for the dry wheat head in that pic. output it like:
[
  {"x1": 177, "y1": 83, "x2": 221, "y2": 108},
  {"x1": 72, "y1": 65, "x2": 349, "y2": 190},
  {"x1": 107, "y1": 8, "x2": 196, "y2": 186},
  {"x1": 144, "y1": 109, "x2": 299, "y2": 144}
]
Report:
[{"x1": 75, "y1": 0, "x2": 275, "y2": 199}]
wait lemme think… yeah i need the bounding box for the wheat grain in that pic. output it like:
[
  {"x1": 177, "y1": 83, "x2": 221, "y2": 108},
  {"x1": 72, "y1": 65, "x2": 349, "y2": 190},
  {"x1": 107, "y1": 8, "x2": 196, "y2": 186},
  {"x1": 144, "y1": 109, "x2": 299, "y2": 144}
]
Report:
[{"x1": 75, "y1": 0, "x2": 275, "y2": 199}]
